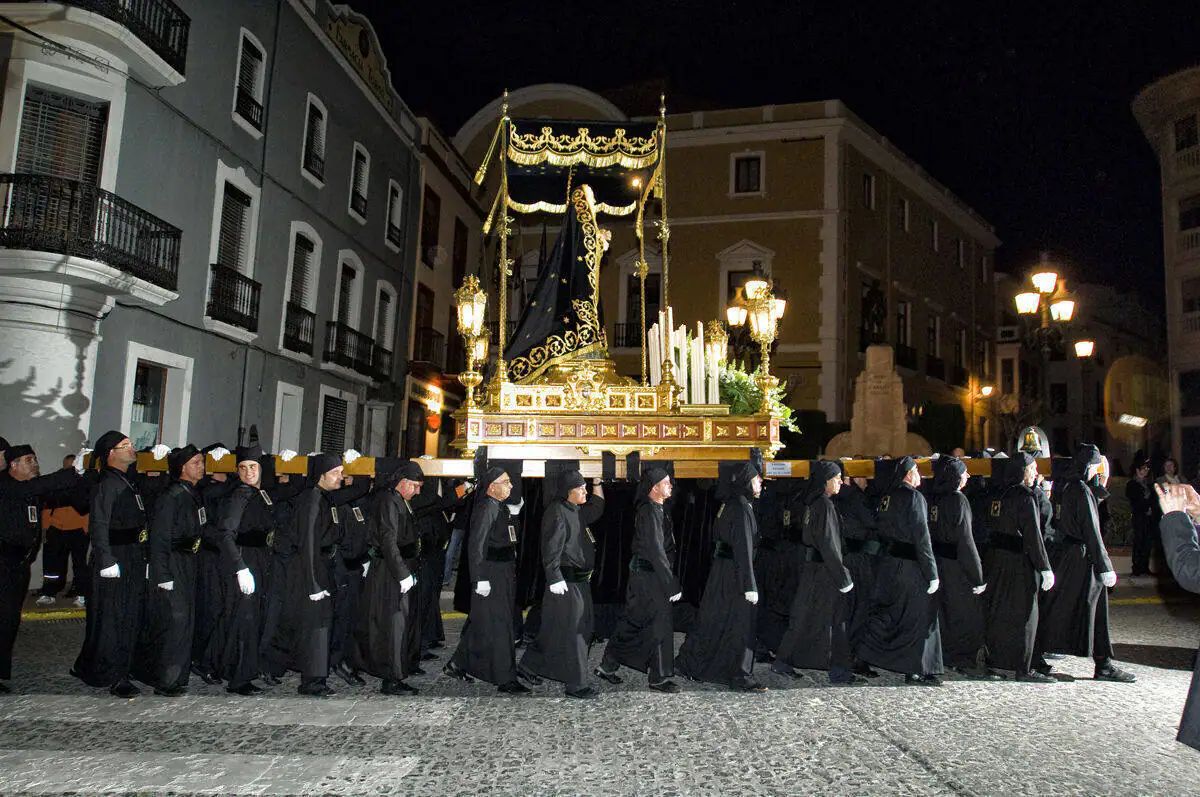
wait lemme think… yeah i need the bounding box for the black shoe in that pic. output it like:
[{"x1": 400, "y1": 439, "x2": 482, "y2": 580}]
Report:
[
  {"x1": 648, "y1": 679, "x2": 681, "y2": 694},
  {"x1": 516, "y1": 665, "x2": 544, "y2": 686},
  {"x1": 410, "y1": 666, "x2": 427, "y2": 677},
  {"x1": 110, "y1": 680, "x2": 141, "y2": 699},
  {"x1": 1095, "y1": 665, "x2": 1137, "y2": 683},
  {"x1": 298, "y1": 681, "x2": 336, "y2": 697},
  {"x1": 154, "y1": 685, "x2": 186, "y2": 697},
  {"x1": 190, "y1": 663, "x2": 222, "y2": 685},
  {"x1": 565, "y1": 685, "x2": 598, "y2": 699},
  {"x1": 333, "y1": 662, "x2": 365, "y2": 687},
  {"x1": 0, "y1": 681, "x2": 10, "y2": 694},
  {"x1": 227, "y1": 682, "x2": 264, "y2": 695},
  {"x1": 429, "y1": 641, "x2": 444, "y2": 650},
  {"x1": 830, "y1": 675, "x2": 867, "y2": 687},
  {"x1": 954, "y1": 665, "x2": 1004, "y2": 681},
  {"x1": 594, "y1": 666, "x2": 622, "y2": 685},
  {"x1": 754, "y1": 650, "x2": 776, "y2": 664},
  {"x1": 1016, "y1": 670, "x2": 1055, "y2": 684},
  {"x1": 421, "y1": 651, "x2": 438, "y2": 661},
  {"x1": 904, "y1": 674, "x2": 943, "y2": 687},
  {"x1": 498, "y1": 680, "x2": 532, "y2": 695},
  {"x1": 382, "y1": 679, "x2": 418, "y2": 696},
  {"x1": 852, "y1": 662, "x2": 880, "y2": 678},
  {"x1": 770, "y1": 663, "x2": 802, "y2": 679},
  {"x1": 260, "y1": 672, "x2": 282, "y2": 686},
  {"x1": 442, "y1": 662, "x2": 474, "y2": 682},
  {"x1": 1033, "y1": 662, "x2": 1054, "y2": 677},
  {"x1": 731, "y1": 679, "x2": 768, "y2": 693}
]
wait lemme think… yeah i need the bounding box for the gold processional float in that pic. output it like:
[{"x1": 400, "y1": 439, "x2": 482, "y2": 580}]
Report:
[{"x1": 129, "y1": 94, "x2": 1043, "y2": 481}]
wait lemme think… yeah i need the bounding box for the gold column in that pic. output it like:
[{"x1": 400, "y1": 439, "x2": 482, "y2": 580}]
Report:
[{"x1": 487, "y1": 91, "x2": 511, "y2": 404}]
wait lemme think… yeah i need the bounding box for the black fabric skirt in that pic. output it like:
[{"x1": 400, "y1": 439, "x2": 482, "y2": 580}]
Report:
[
  {"x1": 73, "y1": 542, "x2": 146, "y2": 687},
  {"x1": 855, "y1": 556, "x2": 943, "y2": 676},
  {"x1": 675, "y1": 558, "x2": 756, "y2": 686},
  {"x1": 450, "y1": 559, "x2": 517, "y2": 685}
]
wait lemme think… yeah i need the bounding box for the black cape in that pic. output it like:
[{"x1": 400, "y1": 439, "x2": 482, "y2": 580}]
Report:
[
  {"x1": 354, "y1": 488, "x2": 419, "y2": 682},
  {"x1": 930, "y1": 488, "x2": 986, "y2": 669}
]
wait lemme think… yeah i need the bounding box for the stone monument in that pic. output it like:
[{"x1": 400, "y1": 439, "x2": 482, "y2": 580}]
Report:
[{"x1": 826, "y1": 345, "x2": 931, "y2": 457}]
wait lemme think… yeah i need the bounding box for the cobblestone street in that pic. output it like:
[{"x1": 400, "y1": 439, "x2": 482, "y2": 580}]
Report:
[{"x1": 2, "y1": 587, "x2": 1200, "y2": 796}]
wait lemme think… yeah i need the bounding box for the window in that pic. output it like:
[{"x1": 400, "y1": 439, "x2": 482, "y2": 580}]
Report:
[
  {"x1": 624, "y1": 272, "x2": 662, "y2": 328},
  {"x1": 1183, "y1": 276, "x2": 1200, "y2": 314},
  {"x1": 348, "y1": 143, "x2": 369, "y2": 222},
  {"x1": 374, "y1": 282, "x2": 396, "y2": 351},
  {"x1": 15, "y1": 86, "x2": 107, "y2": 184},
  {"x1": 386, "y1": 180, "x2": 404, "y2": 249},
  {"x1": 1050, "y1": 382, "x2": 1068, "y2": 414},
  {"x1": 131, "y1": 361, "x2": 167, "y2": 448},
  {"x1": 336, "y1": 262, "x2": 357, "y2": 326},
  {"x1": 981, "y1": 254, "x2": 989, "y2": 284},
  {"x1": 927, "y1": 315, "x2": 941, "y2": 357},
  {"x1": 421, "y1": 186, "x2": 441, "y2": 267},
  {"x1": 302, "y1": 95, "x2": 327, "y2": 183},
  {"x1": 732, "y1": 154, "x2": 762, "y2": 195},
  {"x1": 862, "y1": 173, "x2": 876, "y2": 209},
  {"x1": 319, "y1": 393, "x2": 348, "y2": 452},
  {"x1": 930, "y1": 219, "x2": 940, "y2": 251},
  {"x1": 216, "y1": 182, "x2": 252, "y2": 271},
  {"x1": 898, "y1": 197, "x2": 910, "y2": 232},
  {"x1": 957, "y1": 239, "x2": 966, "y2": 269},
  {"x1": 451, "y1": 217, "x2": 468, "y2": 286},
  {"x1": 955, "y1": 328, "x2": 967, "y2": 368},
  {"x1": 1176, "y1": 115, "x2": 1199, "y2": 152},
  {"x1": 896, "y1": 300, "x2": 911, "y2": 346},
  {"x1": 289, "y1": 233, "x2": 314, "y2": 306},
  {"x1": 121, "y1": 343, "x2": 193, "y2": 451},
  {"x1": 1181, "y1": 370, "x2": 1200, "y2": 416},
  {"x1": 1180, "y1": 193, "x2": 1200, "y2": 231},
  {"x1": 233, "y1": 31, "x2": 266, "y2": 135},
  {"x1": 1000, "y1": 357, "x2": 1015, "y2": 394}
]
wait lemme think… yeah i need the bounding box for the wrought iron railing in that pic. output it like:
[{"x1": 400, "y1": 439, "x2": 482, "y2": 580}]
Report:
[
  {"x1": 386, "y1": 222, "x2": 403, "y2": 248},
  {"x1": 350, "y1": 191, "x2": 367, "y2": 217},
  {"x1": 412, "y1": 326, "x2": 446, "y2": 369},
  {"x1": 206, "y1": 264, "x2": 261, "y2": 332},
  {"x1": 323, "y1": 321, "x2": 377, "y2": 378},
  {"x1": 0, "y1": 172, "x2": 180, "y2": 290},
  {"x1": 57, "y1": 0, "x2": 190, "y2": 74},
  {"x1": 926, "y1": 354, "x2": 945, "y2": 381},
  {"x1": 303, "y1": 148, "x2": 325, "y2": 181},
  {"x1": 283, "y1": 301, "x2": 315, "y2": 355},
  {"x1": 373, "y1": 345, "x2": 393, "y2": 382},
  {"x1": 235, "y1": 87, "x2": 263, "y2": 130},
  {"x1": 613, "y1": 323, "x2": 643, "y2": 348},
  {"x1": 895, "y1": 343, "x2": 918, "y2": 370}
]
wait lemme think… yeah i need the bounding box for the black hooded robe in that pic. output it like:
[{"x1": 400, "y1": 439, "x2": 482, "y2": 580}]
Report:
[
  {"x1": 982, "y1": 461, "x2": 1051, "y2": 673},
  {"x1": 775, "y1": 472, "x2": 854, "y2": 675},
  {"x1": 331, "y1": 492, "x2": 371, "y2": 673},
  {"x1": 281, "y1": 485, "x2": 341, "y2": 686},
  {"x1": 929, "y1": 462, "x2": 987, "y2": 670},
  {"x1": 835, "y1": 479, "x2": 881, "y2": 651},
  {"x1": 520, "y1": 483, "x2": 605, "y2": 690},
  {"x1": 856, "y1": 461, "x2": 943, "y2": 676},
  {"x1": 675, "y1": 463, "x2": 761, "y2": 688},
  {"x1": 412, "y1": 480, "x2": 461, "y2": 652},
  {"x1": 754, "y1": 478, "x2": 803, "y2": 655},
  {"x1": 354, "y1": 487, "x2": 419, "y2": 684},
  {"x1": 450, "y1": 493, "x2": 520, "y2": 685},
  {"x1": 191, "y1": 473, "x2": 236, "y2": 680}
]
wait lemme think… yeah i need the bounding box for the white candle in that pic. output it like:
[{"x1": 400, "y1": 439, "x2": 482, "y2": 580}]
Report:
[{"x1": 648, "y1": 324, "x2": 661, "y2": 386}]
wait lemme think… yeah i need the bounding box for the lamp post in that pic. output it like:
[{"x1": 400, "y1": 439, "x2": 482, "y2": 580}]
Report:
[{"x1": 454, "y1": 275, "x2": 487, "y2": 408}]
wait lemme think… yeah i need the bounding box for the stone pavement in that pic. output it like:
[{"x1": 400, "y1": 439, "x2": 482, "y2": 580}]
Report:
[{"x1": 2, "y1": 594, "x2": 1200, "y2": 796}]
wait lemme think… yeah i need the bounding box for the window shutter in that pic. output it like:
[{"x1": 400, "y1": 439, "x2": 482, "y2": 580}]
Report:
[
  {"x1": 375, "y1": 289, "x2": 392, "y2": 343},
  {"x1": 353, "y1": 150, "x2": 368, "y2": 196},
  {"x1": 320, "y1": 395, "x2": 348, "y2": 451},
  {"x1": 217, "y1": 183, "x2": 252, "y2": 270},
  {"x1": 238, "y1": 38, "x2": 263, "y2": 99},
  {"x1": 306, "y1": 105, "x2": 325, "y2": 158},
  {"x1": 389, "y1": 185, "x2": 403, "y2": 226},
  {"x1": 16, "y1": 86, "x2": 108, "y2": 184},
  {"x1": 337, "y1": 263, "x2": 356, "y2": 325},
  {"x1": 290, "y1": 233, "x2": 314, "y2": 306}
]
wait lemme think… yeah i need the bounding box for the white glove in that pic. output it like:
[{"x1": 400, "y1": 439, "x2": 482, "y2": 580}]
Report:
[
  {"x1": 308, "y1": 590, "x2": 330, "y2": 601},
  {"x1": 507, "y1": 498, "x2": 525, "y2": 516},
  {"x1": 279, "y1": 449, "x2": 298, "y2": 462},
  {"x1": 549, "y1": 580, "x2": 568, "y2": 595},
  {"x1": 475, "y1": 580, "x2": 492, "y2": 597},
  {"x1": 343, "y1": 448, "x2": 362, "y2": 464},
  {"x1": 839, "y1": 581, "x2": 855, "y2": 594},
  {"x1": 669, "y1": 592, "x2": 682, "y2": 603},
  {"x1": 399, "y1": 574, "x2": 415, "y2": 593},
  {"x1": 236, "y1": 567, "x2": 255, "y2": 596},
  {"x1": 75, "y1": 448, "x2": 91, "y2": 474},
  {"x1": 100, "y1": 563, "x2": 120, "y2": 578},
  {"x1": 158, "y1": 581, "x2": 174, "y2": 591},
  {"x1": 1040, "y1": 570, "x2": 1056, "y2": 592},
  {"x1": 926, "y1": 579, "x2": 940, "y2": 595},
  {"x1": 1100, "y1": 570, "x2": 1117, "y2": 588},
  {"x1": 209, "y1": 446, "x2": 231, "y2": 461},
  {"x1": 972, "y1": 583, "x2": 987, "y2": 595},
  {"x1": 744, "y1": 590, "x2": 759, "y2": 605},
  {"x1": 151, "y1": 444, "x2": 171, "y2": 460},
  {"x1": 361, "y1": 561, "x2": 370, "y2": 577}
]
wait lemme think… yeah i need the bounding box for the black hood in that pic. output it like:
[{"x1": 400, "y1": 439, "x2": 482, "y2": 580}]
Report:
[
  {"x1": 1000, "y1": 452, "x2": 1034, "y2": 488},
  {"x1": 375, "y1": 457, "x2": 423, "y2": 493},
  {"x1": 932, "y1": 456, "x2": 967, "y2": 496},
  {"x1": 1066, "y1": 444, "x2": 1102, "y2": 481},
  {"x1": 167, "y1": 445, "x2": 201, "y2": 480},
  {"x1": 804, "y1": 460, "x2": 841, "y2": 505},
  {"x1": 555, "y1": 469, "x2": 586, "y2": 502},
  {"x1": 636, "y1": 466, "x2": 671, "y2": 506},
  {"x1": 93, "y1": 430, "x2": 127, "y2": 472},
  {"x1": 716, "y1": 461, "x2": 760, "y2": 501},
  {"x1": 875, "y1": 456, "x2": 916, "y2": 494},
  {"x1": 307, "y1": 452, "x2": 341, "y2": 481}
]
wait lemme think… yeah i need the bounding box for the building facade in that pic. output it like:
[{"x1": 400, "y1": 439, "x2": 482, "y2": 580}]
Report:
[
  {"x1": 452, "y1": 85, "x2": 1000, "y2": 452},
  {"x1": 0, "y1": 0, "x2": 422, "y2": 463},
  {"x1": 1134, "y1": 66, "x2": 1200, "y2": 478}
]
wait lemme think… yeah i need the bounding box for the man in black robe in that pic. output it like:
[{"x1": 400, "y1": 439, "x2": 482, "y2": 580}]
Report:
[
  {"x1": 676, "y1": 462, "x2": 767, "y2": 692},
  {"x1": 72, "y1": 431, "x2": 149, "y2": 698},
  {"x1": 0, "y1": 442, "x2": 84, "y2": 692},
  {"x1": 928, "y1": 456, "x2": 992, "y2": 678},
  {"x1": 1034, "y1": 444, "x2": 1135, "y2": 683},
  {"x1": 753, "y1": 476, "x2": 802, "y2": 660},
  {"x1": 773, "y1": 460, "x2": 861, "y2": 685},
  {"x1": 354, "y1": 461, "x2": 424, "y2": 695},
  {"x1": 444, "y1": 466, "x2": 530, "y2": 694},
  {"x1": 331, "y1": 477, "x2": 373, "y2": 687},
  {"x1": 190, "y1": 443, "x2": 233, "y2": 685},
  {"x1": 856, "y1": 457, "x2": 944, "y2": 685},
  {"x1": 412, "y1": 477, "x2": 463, "y2": 659},
  {"x1": 1157, "y1": 483, "x2": 1200, "y2": 750},
  {"x1": 134, "y1": 446, "x2": 209, "y2": 696},
  {"x1": 835, "y1": 467, "x2": 881, "y2": 678},
  {"x1": 520, "y1": 470, "x2": 606, "y2": 698},
  {"x1": 981, "y1": 452, "x2": 1054, "y2": 681},
  {"x1": 596, "y1": 467, "x2": 683, "y2": 693}
]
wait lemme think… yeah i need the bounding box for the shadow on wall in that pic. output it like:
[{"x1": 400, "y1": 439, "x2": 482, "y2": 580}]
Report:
[{"x1": 0, "y1": 333, "x2": 92, "y2": 461}]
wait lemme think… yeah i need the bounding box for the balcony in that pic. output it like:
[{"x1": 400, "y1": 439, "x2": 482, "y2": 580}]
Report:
[
  {"x1": 949, "y1": 364, "x2": 969, "y2": 388},
  {"x1": 1177, "y1": 146, "x2": 1200, "y2": 181},
  {"x1": 0, "y1": 172, "x2": 180, "y2": 295},
  {"x1": 386, "y1": 222, "x2": 403, "y2": 249},
  {"x1": 323, "y1": 321, "x2": 378, "y2": 380},
  {"x1": 235, "y1": 87, "x2": 264, "y2": 132},
  {"x1": 1180, "y1": 229, "x2": 1200, "y2": 258},
  {"x1": 206, "y1": 264, "x2": 260, "y2": 334},
  {"x1": 283, "y1": 301, "x2": 315, "y2": 356},
  {"x1": 926, "y1": 354, "x2": 945, "y2": 381},
  {"x1": 895, "y1": 343, "x2": 918, "y2": 370},
  {"x1": 350, "y1": 191, "x2": 368, "y2": 218},
  {"x1": 372, "y1": 345, "x2": 394, "y2": 382},
  {"x1": 303, "y1": 149, "x2": 325, "y2": 182},
  {"x1": 9, "y1": 0, "x2": 190, "y2": 83},
  {"x1": 613, "y1": 322, "x2": 643, "y2": 348},
  {"x1": 412, "y1": 326, "x2": 446, "y2": 370},
  {"x1": 1182, "y1": 311, "x2": 1200, "y2": 335}
]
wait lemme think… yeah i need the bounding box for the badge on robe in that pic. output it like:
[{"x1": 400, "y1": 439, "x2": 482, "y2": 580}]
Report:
[
  {"x1": 782, "y1": 510, "x2": 792, "y2": 528},
  {"x1": 138, "y1": 529, "x2": 149, "y2": 544},
  {"x1": 508, "y1": 524, "x2": 517, "y2": 543},
  {"x1": 259, "y1": 490, "x2": 273, "y2": 506},
  {"x1": 191, "y1": 537, "x2": 201, "y2": 554},
  {"x1": 134, "y1": 494, "x2": 145, "y2": 511},
  {"x1": 929, "y1": 506, "x2": 939, "y2": 523},
  {"x1": 352, "y1": 507, "x2": 364, "y2": 523},
  {"x1": 879, "y1": 496, "x2": 891, "y2": 512},
  {"x1": 198, "y1": 507, "x2": 207, "y2": 526},
  {"x1": 331, "y1": 506, "x2": 339, "y2": 524},
  {"x1": 803, "y1": 507, "x2": 811, "y2": 526},
  {"x1": 990, "y1": 500, "x2": 1002, "y2": 518},
  {"x1": 26, "y1": 506, "x2": 37, "y2": 524},
  {"x1": 585, "y1": 526, "x2": 595, "y2": 544}
]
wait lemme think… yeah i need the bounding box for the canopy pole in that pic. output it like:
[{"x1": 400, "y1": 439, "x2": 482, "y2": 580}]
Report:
[
  {"x1": 634, "y1": 171, "x2": 654, "y2": 386},
  {"x1": 487, "y1": 90, "x2": 512, "y2": 405},
  {"x1": 656, "y1": 95, "x2": 671, "y2": 310}
]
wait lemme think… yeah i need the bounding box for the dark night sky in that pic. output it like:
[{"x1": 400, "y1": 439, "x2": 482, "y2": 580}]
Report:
[{"x1": 355, "y1": 0, "x2": 1197, "y2": 311}]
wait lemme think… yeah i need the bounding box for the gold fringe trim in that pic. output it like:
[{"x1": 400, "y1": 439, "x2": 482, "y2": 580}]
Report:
[
  {"x1": 506, "y1": 197, "x2": 637, "y2": 217},
  {"x1": 507, "y1": 125, "x2": 659, "y2": 170}
]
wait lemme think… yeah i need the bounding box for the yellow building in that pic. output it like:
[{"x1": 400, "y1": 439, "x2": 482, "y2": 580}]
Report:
[{"x1": 452, "y1": 84, "x2": 1000, "y2": 451}]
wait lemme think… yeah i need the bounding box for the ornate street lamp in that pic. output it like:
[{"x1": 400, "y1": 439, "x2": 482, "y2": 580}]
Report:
[
  {"x1": 454, "y1": 275, "x2": 487, "y2": 407},
  {"x1": 1074, "y1": 339, "x2": 1095, "y2": 358},
  {"x1": 705, "y1": 319, "x2": 728, "y2": 365},
  {"x1": 745, "y1": 280, "x2": 781, "y2": 413}
]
